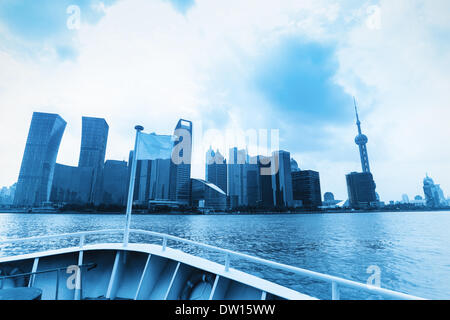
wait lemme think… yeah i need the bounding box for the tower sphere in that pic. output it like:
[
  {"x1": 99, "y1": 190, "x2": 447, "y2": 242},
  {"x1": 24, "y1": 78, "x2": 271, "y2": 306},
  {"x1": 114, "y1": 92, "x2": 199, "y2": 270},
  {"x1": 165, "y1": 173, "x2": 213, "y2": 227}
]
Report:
[{"x1": 355, "y1": 134, "x2": 368, "y2": 145}]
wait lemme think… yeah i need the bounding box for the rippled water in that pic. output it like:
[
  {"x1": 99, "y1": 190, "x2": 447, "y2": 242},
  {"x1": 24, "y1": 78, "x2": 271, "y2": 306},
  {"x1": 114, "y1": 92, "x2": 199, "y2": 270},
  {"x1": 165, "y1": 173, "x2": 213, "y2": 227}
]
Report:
[{"x1": 0, "y1": 211, "x2": 449, "y2": 300}]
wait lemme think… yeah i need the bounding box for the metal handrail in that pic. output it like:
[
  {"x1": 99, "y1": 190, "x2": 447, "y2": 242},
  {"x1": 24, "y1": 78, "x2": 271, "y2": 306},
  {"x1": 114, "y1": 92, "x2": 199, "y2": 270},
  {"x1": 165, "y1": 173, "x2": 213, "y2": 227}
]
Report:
[
  {"x1": 0, "y1": 263, "x2": 97, "y2": 299},
  {"x1": 0, "y1": 228, "x2": 426, "y2": 300},
  {"x1": 0, "y1": 263, "x2": 97, "y2": 281}
]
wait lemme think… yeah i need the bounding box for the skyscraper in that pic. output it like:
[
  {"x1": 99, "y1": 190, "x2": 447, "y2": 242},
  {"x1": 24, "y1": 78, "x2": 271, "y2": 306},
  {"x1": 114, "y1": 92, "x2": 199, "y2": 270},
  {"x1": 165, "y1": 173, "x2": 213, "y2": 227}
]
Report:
[
  {"x1": 50, "y1": 164, "x2": 94, "y2": 204},
  {"x1": 149, "y1": 159, "x2": 171, "y2": 201},
  {"x1": 169, "y1": 119, "x2": 193, "y2": 204},
  {"x1": 135, "y1": 160, "x2": 152, "y2": 205},
  {"x1": 101, "y1": 160, "x2": 128, "y2": 206},
  {"x1": 292, "y1": 170, "x2": 322, "y2": 209},
  {"x1": 78, "y1": 117, "x2": 109, "y2": 204},
  {"x1": 14, "y1": 112, "x2": 66, "y2": 207},
  {"x1": 206, "y1": 148, "x2": 227, "y2": 194},
  {"x1": 256, "y1": 155, "x2": 274, "y2": 207},
  {"x1": 423, "y1": 174, "x2": 446, "y2": 208},
  {"x1": 246, "y1": 164, "x2": 259, "y2": 207},
  {"x1": 271, "y1": 150, "x2": 293, "y2": 207},
  {"x1": 346, "y1": 172, "x2": 377, "y2": 209},
  {"x1": 227, "y1": 147, "x2": 247, "y2": 208},
  {"x1": 346, "y1": 99, "x2": 378, "y2": 209}
]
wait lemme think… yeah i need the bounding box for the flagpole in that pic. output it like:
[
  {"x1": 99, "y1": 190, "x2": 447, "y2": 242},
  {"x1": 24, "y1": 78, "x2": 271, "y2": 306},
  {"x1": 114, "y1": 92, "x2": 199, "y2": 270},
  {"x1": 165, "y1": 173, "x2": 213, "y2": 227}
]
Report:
[{"x1": 123, "y1": 125, "x2": 144, "y2": 246}]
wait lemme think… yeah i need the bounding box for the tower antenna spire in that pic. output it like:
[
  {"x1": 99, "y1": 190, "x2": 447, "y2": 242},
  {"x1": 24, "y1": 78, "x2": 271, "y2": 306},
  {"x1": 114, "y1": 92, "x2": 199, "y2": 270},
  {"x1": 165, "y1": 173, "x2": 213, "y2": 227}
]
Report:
[
  {"x1": 353, "y1": 96, "x2": 362, "y2": 134},
  {"x1": 353, "y1": 96, "x2": 370, "y2": 173}
]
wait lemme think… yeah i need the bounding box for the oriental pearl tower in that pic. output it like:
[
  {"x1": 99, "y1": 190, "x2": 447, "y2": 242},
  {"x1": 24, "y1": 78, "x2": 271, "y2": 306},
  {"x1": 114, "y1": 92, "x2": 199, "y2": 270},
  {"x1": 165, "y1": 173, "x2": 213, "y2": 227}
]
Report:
[{"x1": 353, "y1": 97, "x2": 371, "y2": 173}]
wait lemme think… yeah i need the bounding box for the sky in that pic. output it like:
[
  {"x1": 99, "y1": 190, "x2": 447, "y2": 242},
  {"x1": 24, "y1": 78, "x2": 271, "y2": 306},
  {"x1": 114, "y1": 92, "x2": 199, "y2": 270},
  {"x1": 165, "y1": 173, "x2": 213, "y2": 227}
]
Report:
[{"x1": 0, "y1": 0, "x2": 449, "y2": 202}]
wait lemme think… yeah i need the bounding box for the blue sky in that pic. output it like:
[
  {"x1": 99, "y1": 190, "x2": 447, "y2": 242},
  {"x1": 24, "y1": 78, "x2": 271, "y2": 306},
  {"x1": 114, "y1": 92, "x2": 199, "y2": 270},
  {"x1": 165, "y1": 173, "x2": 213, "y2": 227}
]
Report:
[{"x1": 0, "y1": 0, "x2": 449, "y2": 201}]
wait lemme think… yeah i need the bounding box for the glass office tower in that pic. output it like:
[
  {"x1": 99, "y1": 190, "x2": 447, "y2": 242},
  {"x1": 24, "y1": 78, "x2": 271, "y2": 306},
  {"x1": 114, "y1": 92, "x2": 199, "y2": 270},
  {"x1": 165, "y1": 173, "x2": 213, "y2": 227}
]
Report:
[
  {"x1": 78, "y1": 117, "x2": 109, "y2": 204},
  {"x1": 14, "y1": 112, "x2": 66, "y2": 207}
]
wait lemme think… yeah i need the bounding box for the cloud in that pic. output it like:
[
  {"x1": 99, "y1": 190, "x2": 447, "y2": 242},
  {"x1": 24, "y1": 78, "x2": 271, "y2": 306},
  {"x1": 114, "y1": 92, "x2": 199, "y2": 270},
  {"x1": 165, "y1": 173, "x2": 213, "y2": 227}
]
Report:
[
  {"x1": 0, "y1": 0, "x2": 117, "y2": 60},
  {"x1": 0, "y1": 0, "x2": 449, "y2": 202},
  {"x1": 333, "y1": 0, "x2": 450, "y2": 200}
]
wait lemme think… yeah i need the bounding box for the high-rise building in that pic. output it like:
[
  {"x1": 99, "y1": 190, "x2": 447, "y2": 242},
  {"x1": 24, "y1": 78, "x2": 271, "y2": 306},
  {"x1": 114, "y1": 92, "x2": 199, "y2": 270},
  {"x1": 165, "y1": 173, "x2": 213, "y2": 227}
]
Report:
[
  {"x1": 50, "y1": 164, "x2": 94, "y2": 204},
  {"x1": 246, "y1": 164, "x2": 259, "y2": 206},
  {"x1": 135, "y1": 160, "x2": 152, "y2": 205},
  {"x1": 206, "y1": 148, "x2": 227, "y2": 195},
  {"x1": 191, "y1": 179, "x2": 227, "y2": 210},
  {"x1": 78, "y1": 117, "x2": 109, "y2": 204},
  {"x1": 346, "y1": 99, "x2": 378, "y2": 209},
  {"x1": 292, "y1": 170, "x2": 322, "y2": 209},
  {"x1": 14, "y1": 112, "x2": 66, "y2": 207},
  {"x1": 227, "y1": 147, "x2": 247, "y2": 208},
  {"x1": 346, "y1": 172, "x2": 377, "y2": 209},
  {"x1": 101, "y1": 160, "x2": 128, "y2": 206},
  {"x1": 149, "y1": 159, "x2": 171, "y2": 200},
  {"x1": 423, "y1": 175, "x2": 446, "y2": 208},
  {"x1": 169, "y1": 119, "x2": 193, "y2": 204},
  {"x1": 271, "y1": 150, "x2": 293, "y2": 207},
  {"x1": 257, "y1": 155, "x2": 274, "y2": 207}
]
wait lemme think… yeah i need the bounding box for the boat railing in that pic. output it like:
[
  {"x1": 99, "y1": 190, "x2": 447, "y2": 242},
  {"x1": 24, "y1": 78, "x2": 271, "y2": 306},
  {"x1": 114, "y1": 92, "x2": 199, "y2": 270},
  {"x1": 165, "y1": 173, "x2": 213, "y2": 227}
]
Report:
[{"x1": 0, "y1": 228, "x2": 425, "y2": 300}]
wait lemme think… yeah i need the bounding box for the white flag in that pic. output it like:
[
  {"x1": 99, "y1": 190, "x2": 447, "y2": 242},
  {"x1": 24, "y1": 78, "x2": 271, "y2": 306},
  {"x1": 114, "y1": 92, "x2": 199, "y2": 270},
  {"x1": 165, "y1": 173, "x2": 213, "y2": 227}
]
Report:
[{"x1": 136, "y1": 132, "x2": 174, "y2": 160}]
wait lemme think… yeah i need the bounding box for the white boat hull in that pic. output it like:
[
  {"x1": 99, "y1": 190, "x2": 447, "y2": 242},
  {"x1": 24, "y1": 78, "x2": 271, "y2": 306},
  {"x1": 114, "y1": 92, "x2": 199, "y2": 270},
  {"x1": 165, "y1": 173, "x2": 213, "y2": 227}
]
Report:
[{"x1": 0, "y1": 243, "x2": 314, "y2": 300}]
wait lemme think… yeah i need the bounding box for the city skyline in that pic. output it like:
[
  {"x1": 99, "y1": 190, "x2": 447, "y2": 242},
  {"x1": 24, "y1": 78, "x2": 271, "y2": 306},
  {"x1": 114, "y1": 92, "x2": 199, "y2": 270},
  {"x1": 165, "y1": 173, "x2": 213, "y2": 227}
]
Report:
[
  {"x1": 7, "y1": 111, "x2": 447, "y2": 208},
  {"x1": 0, "y1": 1, "x2": 449, "y2": 201}
]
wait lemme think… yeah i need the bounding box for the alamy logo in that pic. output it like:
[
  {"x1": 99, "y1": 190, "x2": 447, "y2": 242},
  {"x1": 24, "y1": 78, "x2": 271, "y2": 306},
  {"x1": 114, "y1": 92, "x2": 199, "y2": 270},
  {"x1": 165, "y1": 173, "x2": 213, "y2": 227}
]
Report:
[
  {"x1": 366, "y1": 265, "x2": 381, "y2": 287},
  {"x1": 66, "y1": 265, "x2": 81, "y2": 290},
  {"x1": 67, "y1": 5, "x2": 81, "y2": 30}
]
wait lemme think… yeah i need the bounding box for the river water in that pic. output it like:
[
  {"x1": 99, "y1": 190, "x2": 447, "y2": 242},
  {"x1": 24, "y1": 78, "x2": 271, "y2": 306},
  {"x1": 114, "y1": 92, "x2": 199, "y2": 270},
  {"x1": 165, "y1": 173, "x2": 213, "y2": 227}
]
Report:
[{"x1": 0, "y1": 211, "x2": 449, "y2": 300}]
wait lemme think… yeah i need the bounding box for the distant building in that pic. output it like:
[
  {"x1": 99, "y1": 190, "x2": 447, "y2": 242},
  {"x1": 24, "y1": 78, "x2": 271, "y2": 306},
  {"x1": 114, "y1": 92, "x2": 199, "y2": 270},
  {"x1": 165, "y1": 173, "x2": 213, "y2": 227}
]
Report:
[
  {"x1": 245, "y1": 164, "x2": 259, "y2": 206},
  {"x1": 324, "y1": 192, "x2": 334, "y2": 202},
  {"x1": 149, "y1": 159, "x2": 171, "y2": 201},
  {"x1": 128, "y1": 155, "x2": 172, "y2": 205},
  {"x1": 256, "y1": 155, "x2": 274, "y2": 208},
  {"x1": 101, "y1": 160, "x2": 128, "y2": 206},
  {"x1": 401, "y1": 194, "x2": 410, "y2": 204},
  {"x1": 191, "y1": 178, "x2": 227, "y2": 210},
  {"x1": 271, "y1": 151, "x2": 293, "y2": 207},
  {"x1": 322, "y1": 192, "x2": 342, "y2": 207},
  {"x1": 227, "y1": 147, "x2": 247, "y2": 208},
  {"x1": 0, "y1": 183, "x2": 16, "y2": 205},
  {"x1": 78, "y1": 117, "x2": 109, "y2": 205},
  {"x1": 14, "y1": 112, "x2": 66, "y2": 207},
  {"x1": 206, "y1": 148, "x2": 227, "y2": 208},
  {"x1": 290, "y1": 158, "x2": 300, "y2": 172},
  {"x1": 169, "y1": 119, "x2": 193, "y2": 204},
  {"x1": 50, "y1": 164, "x2": 93, "y2": 204},
  {"x1": 292, "y1": 170, "x2": 322, "y2": 209},
  {"x1": 346, "y1": 172, "x2": 377, "y2": 209},
  {"x1": 423, "y1": 175, "x2": 447, "y2": 207},
  {"x1": 135, "y1": 159, "x2": 152, "y2": 205}
]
